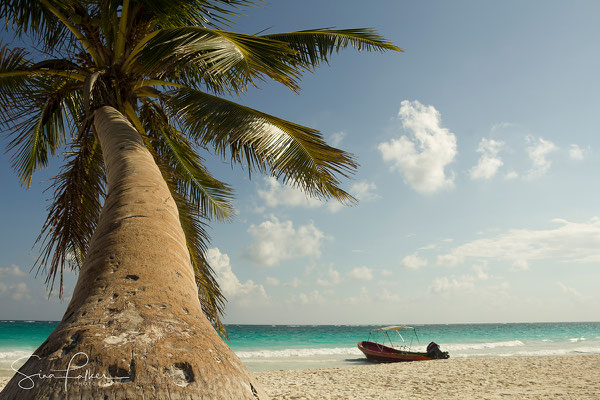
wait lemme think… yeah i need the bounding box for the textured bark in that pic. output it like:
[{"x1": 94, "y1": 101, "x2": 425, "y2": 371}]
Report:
[{"x1": 1, "y1": 106, "x2": 268, "y2": 399}]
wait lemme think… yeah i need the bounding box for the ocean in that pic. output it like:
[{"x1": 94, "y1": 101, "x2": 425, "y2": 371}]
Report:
[{"x1": 1, "y1": 321, "x2": 599, "y2": 376}]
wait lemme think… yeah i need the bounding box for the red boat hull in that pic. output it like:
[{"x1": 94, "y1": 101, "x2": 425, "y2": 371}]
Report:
[{"x1": 357, "y1": 341, "x2": 432, "y2": 362}]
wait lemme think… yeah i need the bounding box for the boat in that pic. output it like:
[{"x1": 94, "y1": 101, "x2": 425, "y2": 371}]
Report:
[{"x1": 357, "y1": 326, "x2": 449, "y2": 362}]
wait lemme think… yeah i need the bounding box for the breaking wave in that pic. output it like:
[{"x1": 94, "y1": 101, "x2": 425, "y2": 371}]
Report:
[
  {"x1": 235, "y1": 340, "x2": 526, "y2": 359},
  {"x1": 236, "y1": 347, "x2": 361, "y2": 359},
  {"x1": 443, "y1": 340, "x2": 525, "y2": 351},
  {"x1": 0, "y1": 350, "x2": 33, "y2": 360}
]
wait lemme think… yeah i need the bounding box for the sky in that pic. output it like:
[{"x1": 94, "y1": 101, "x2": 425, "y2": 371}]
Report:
[{"x1": 1, "y1": 0, "x2": 600, "y2": 324}]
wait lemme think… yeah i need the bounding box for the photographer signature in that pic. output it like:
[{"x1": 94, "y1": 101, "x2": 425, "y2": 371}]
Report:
[{"x1": 11, "y1": 352, "x2": 129, "y2": 392}]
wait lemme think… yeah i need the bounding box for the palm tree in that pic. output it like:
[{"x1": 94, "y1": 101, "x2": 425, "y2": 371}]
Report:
[{"x1": 0, "y1": 0, "x2": 400, "y2": 398}]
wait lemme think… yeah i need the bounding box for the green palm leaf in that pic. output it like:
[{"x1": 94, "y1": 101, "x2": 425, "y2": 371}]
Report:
[
  {"x1": 7, "y1": 79, "x2": 82, "y2": 186},
  {"x1": 263, "y1": 28, "x2": 402, "y2": 69},
  {"x1": 129, "y1": 27, "x2": 301, "y2": 93},
  {"x1": 0, "y1": 45, "x2": 35, "y2": 125},
  {"x1": 139, "y1": 0, "x2": 256, "y2": 28},
  {"x1": 0, "y1": 0, "x2": 69, "y2": 50},
  {"x1": 1, "y1": 0, "x2": 400, "y2": 334},
  {"x1": 166, "y1": 87, "x2": 358, "y2": 203},
  {"x1": 35, "y1": 132, "x2": 105, "y2": 298},
  {"x1": 139, "y1": 100, "x2": 235, "y2": 221}
]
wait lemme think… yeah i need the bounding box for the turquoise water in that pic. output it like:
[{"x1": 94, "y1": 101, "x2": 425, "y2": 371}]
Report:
[{"x1": 1, "y1": 321, "x2": 599, "y2": 375}]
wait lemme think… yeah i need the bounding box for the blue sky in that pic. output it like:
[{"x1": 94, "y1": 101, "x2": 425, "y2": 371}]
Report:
[{"x1": 1, "y1": 0, "x2": 600, "y2": 324}]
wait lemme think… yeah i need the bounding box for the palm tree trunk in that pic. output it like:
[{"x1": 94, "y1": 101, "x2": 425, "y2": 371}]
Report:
[{"x1": 1, "y1": 106, "x2": 268, "y2": 399}]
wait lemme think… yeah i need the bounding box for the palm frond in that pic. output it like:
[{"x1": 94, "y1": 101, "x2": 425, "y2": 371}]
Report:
[
  {"x1": 31, "y1": 58, "x2": 86, "y2": 72},
  {"x1": 139, "y1": 0, "x2": 257, "y2": 28},
  {"x1": 263, "y1": 28, "x2": 402, "y2": 69},
  {"x1": 0, "y1": 0, "x2": 71, "y2": 52},
  {"x1": 0, "y1": 45, "x2": 34, "y2": 125},
  {"x1": 35, "y1": 131, "x2": 105, "y2": 298},
  {"x1": 6, "y1": 77, "x2": 83, "y2": 186},
  {"x1": 166, "y1": 87, "x2": 358, "y2": 203},
  {"x1": 129, "y1": 27, "x2": 300, "y2": 93},
  {"x1": 139, "y1": 100, "x2": 235, "y2": 221}
]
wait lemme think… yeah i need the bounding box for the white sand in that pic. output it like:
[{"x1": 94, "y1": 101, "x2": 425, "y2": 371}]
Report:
[
  {"x1": 1, "y1": 355, "x2": 598, "y2": 398},
  {"x1": 255, "y1": 355, "x2": 600, "y2": 399}
]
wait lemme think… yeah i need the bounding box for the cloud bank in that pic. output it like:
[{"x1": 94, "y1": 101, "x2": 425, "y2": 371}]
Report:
[{"x1": 436, "y1": 217, "x2": 600, "y2": 269}]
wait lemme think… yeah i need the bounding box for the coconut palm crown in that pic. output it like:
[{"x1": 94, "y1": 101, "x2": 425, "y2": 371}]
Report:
[{"x1": 0, "y1": 0, "x2": 401, "y2": 333}]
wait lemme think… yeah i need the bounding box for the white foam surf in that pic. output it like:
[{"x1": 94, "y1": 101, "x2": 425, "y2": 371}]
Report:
[
  {"x1": 235, "y1": 340, "x2": 527, "y2": 359},
  {"x1": 442, "y1": 340, "x2": 525, "y2": 351},
  {"x1": 0, "y1": 350, "x2": 33, "y2": 360},
  {"x1": 236, "y1": 347, "x2": 362, "y2": 359}
]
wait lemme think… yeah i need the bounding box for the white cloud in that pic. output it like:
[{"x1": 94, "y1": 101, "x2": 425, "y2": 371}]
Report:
[
  {"x1": 511, "y1": 259, "x2": 529, "y2": 271},
  {"x1": 428, "y1": 264, "x2": 489, "y2": 294},
  {"x1": 472, "y1": 263, "x2": 490, "y2": 280},
  {"x1": 343, "y1": 287, "x2": 370, "y2": 305},
  {"x1": 436, "y1": 217, "x2": 600, "y2": 269},
  {"x1": 329, "y1": 131, "x2": 347, "y2": 147},
  {"x1": 348, "y1": 266, "x2": 373, "y2": 281},
  {"x1": 351, "y1": 181, "x2": 380, "y2": 202},
  {"x1": 258, "y1": 177, "x2": 379, "y2": 214},
  {"x1": 568, "y1": 144, "x2": 585, "y2": 161},
  {"x1": 206, "y1": 248, "x2": 267, "y2": 299},
  {"x1": 265, "y1": 277, "x2": 280, "y2": 286},
  {"x1": 0, "y1": 264, "x2": 26, "y2": 277},
  {"x1": 526, "y1": 136, "x2": 557, "y2": 179},
  {"x1": 257, "y1": 177, "x2": 322, "y2": 209},
  {"x1": 326, "y1": 202, "x2": 345, "y2": 213},
  {"x1": 491, "y1": 122, "x2": 516, "y2": 132},
  {"x1": 469, "y1": 138, "x2": 504, "y2": 180},
  {"x1": 284, "y1": 277, "x2": 301, "y2": 288},
  {"x1": 400, "y1": 253, "x2": 428, "y2": 270},
  {"x1": 316, "y1": 266, "x2": 341, "y2": 286},
  {"x1": 557, "y1": 282, "x2": 584, "y2": 302},
  {"x1": 436, "y1": 253, "x2": 461, "y2": 267},
  {"x1": 378, "y1": 100, "x2": 457, "y2": 194},
  {"x1": 0, "y1": 281, "x2": 31, "y2": 301},
  {"x1": 376, "y1": 288, "x2": 403, "y2": 302},
  {"x1": 380, "y1": 269, "x2": 394, "y2": 277},
  {"x1": 10, "y1": 283, "x2": 29, "y2": 301},
  {"x1": 296, "y1": 290, "x2": 329, "y2": 305},
  {"x1": 428, "y1": 276, "x2": 474, "y2": 293},
  {"x1": 327, "y1": 181, "x2": 380, "y2": 213},
  {"x1": 246, "y1": 216, "x2": 326, "y2": 267},
  {"x1": 505, "y1": 170, "x2": 519, "y2": 180}
]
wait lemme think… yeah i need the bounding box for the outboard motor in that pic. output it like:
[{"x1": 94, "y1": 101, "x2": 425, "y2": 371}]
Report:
[{"x1": 426, "y1": 342, "x2": 449, "y2": 359}]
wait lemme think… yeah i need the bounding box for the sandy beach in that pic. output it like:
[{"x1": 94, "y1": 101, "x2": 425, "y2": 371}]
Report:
[
  {"x1": 255, "y1": 355, "x2": 600, "y2": 399},
  {"x1": 1, "y1": 355, "x2": 598, "y2": 398}
]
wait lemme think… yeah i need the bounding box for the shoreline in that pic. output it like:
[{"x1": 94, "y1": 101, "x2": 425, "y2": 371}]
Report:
[{"x1": 1, "y1": 354, "x2": 599, "y2": 398}]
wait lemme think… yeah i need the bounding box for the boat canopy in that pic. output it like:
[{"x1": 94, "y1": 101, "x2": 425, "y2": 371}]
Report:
[{"x1": 372, "y1": 326, "x2": 414, "y2": 332}]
